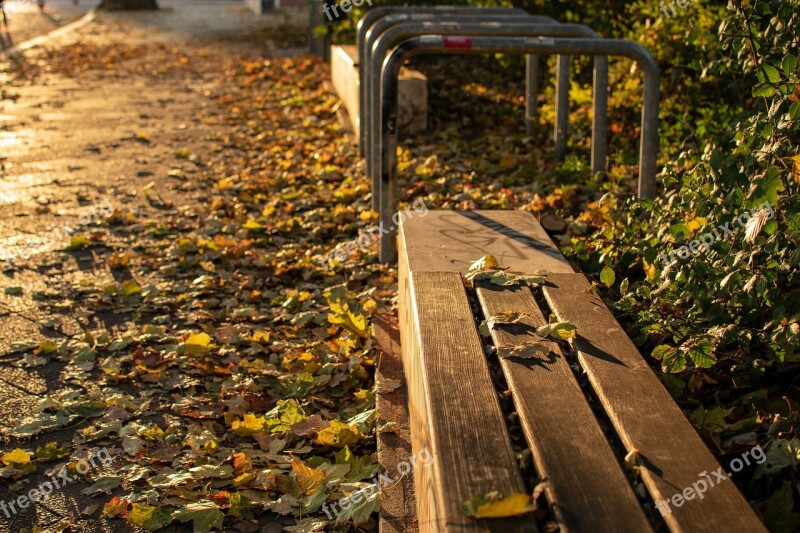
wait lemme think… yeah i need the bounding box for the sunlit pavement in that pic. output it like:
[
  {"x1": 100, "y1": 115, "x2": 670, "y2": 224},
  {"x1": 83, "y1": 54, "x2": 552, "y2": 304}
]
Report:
[
  {"x1": 0, "y1": 3, "x2": 308, "y2": 531},
  {"x1": 1, "y1": 0, "x2": 95, "y2": 49}
]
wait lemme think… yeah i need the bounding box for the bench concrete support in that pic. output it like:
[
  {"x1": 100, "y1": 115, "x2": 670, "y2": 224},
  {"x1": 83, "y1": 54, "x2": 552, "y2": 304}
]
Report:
[{"x1": 331, "y1": 44, "x2": 427, "y2": 141}]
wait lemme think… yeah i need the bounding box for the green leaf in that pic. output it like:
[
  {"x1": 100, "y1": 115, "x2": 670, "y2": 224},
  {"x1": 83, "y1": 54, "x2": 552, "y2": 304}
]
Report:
[
  {"x1": 763, "y1": 488, "x2": 800, "y2": 533},
  {"x1": 130, "y1": 504, "x2": 175, "y2": 531},
  {"x1": 686, "y1": 341, "x2": 716, "y2": 369},
  {"x1": 81, "y1": 475, "x2": 123, "y2": 495},
  {"x1": 752, "y1": 84, "x2": 777, "y2": 98},
  {"x1": 34, "y1": 442, "x2": 70, "y2": 461},
  {"x1": 535, "y1": 321, "x2": 577, "y2": 341},
  {"x1": 66, "y1": 235, "x2": 90, "y2": 250},
  {"x1": 782, "y1": 53, "x2": 798, "y2": 75},
  {"x1": 652, "y1": 345, "x2": 686, "y2": 373},
  {"x1": 761, "y1": 64, "x2": 781, "y2": 83},
  {"x1": 335, "y1": 488, "x2": 381, "y2": 525},
  {"x1": 173, "y1": 500, "x2": 224, "y2": 532},
  {"x1": 600, "y1": 266, "x2": 615, "y2": 287},
  {"x1": 4, "y1": 287, "x2": 23, "y2": 295}
]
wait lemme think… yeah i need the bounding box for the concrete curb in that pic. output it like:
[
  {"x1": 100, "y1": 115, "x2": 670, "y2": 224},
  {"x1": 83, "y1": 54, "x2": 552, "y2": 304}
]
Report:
[{"x1": 2, "y1": 8, "x2": 96, "y2": 57}]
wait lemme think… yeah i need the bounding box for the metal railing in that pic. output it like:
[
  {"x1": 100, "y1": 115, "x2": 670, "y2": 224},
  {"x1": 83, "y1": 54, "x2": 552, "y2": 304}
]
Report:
[
  {"x1": 367, "y1": 21, "x2": 611, "y2": 214},
  {"x1": 377, "y1": 35, "x2": 660, "y2": 262}
]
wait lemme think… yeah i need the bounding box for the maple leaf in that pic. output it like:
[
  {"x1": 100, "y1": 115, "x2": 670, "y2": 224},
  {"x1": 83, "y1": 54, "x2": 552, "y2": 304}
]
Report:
[{"x1": 291, "y1": 457, "x2": 327, "y2": 496}]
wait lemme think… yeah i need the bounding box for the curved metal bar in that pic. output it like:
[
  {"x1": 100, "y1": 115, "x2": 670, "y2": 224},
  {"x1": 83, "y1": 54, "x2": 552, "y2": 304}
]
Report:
[
  {"x1": 370, "y1": 22, "x2": 611, "y2": 214},
  {"x1": 357, "y1": 6, "x2": 536, "y2": 156},
  {"x1": 379, "y1": 35, "x2": 659, "y2": 262},
  {"x1": 364, "y1": 12, "x2": 557, "y2": 177}
]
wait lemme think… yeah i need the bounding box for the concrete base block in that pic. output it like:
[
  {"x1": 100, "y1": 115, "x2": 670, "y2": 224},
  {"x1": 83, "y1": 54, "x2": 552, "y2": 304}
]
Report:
[{"x1": 330, "y1": 44, "x2": 427, "y2": 143}]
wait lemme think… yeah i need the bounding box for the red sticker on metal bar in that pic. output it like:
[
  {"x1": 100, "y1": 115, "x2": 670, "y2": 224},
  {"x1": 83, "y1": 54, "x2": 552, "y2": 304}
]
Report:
[{"x1": 443, "y1": 36, "x2": 472, "y2": 50}]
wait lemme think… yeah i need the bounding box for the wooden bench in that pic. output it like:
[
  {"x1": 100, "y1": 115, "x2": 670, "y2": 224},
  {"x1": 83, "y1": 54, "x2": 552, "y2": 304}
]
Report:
[{"x1": 397, "y1": 210, "x2": 766, "y2": 532}]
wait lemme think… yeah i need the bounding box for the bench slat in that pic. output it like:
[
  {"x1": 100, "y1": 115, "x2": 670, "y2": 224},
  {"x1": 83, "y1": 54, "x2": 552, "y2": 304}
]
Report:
[
  {"x1": 400, "y1": 268, "x2": 538, "y2": 532},
  {"x1": 475, "y1": 282, "x2": 653, "y2": 532},
  {"x1": 401, "y1": 210, "x2": 574, "y2": 274},
  {"x1": 542, "y1": 273, "x2": 767, "y2": 532}
]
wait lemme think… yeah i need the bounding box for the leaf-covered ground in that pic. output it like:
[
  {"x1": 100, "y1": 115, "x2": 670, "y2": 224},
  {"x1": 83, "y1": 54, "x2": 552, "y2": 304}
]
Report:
[{"x1": 1, "y1": 1, "x2": 797, "y2": 531}]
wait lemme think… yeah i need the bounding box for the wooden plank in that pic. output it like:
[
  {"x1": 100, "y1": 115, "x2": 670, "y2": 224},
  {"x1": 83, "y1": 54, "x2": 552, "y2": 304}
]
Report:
[
  {"x1": 401, "y1": 210, "x2": 574, "y2": 274},
  {"x1": 475, "y1": 282, "x2": 653, "y2": 532},
  {"x1": 374, "y1": 307, "x2": 419, "y2": 533},
  {"x1": 398, "y1": 262, "x2": 537, "y2": 532},
  {"x1": 542, "y1": 273, "x2": 767, "y2": 532}
]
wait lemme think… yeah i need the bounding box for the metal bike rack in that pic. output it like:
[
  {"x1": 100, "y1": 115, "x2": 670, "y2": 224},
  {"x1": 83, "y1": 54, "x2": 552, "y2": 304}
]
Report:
[
  {"x1": 368, "y1": 22, "x2": 611, "y2": 213},
  {"x1": 362, "y1": 13, "x2": 565, "y2": 191},
  {"x1": 357, "y1": 7, "x2": 538, "y2": 156},
  {"x1": 360, "y1": 8, "x2": 548, "y2": 157},
  {"x1": 378, "y1": 35, "x2": 660, "y2": 263}
]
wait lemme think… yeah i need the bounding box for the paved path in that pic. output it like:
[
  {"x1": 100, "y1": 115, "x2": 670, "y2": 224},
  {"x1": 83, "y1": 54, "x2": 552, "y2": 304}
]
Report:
[
  {"x1": 0, "y1": 4, "x2": 309, "y2": 531},
  {"x1": 1, "y1": 0, "x2": 93, "y2": 51}
]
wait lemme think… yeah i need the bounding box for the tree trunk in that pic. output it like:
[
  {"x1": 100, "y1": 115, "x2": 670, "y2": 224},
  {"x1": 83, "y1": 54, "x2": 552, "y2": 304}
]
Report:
[{"x1": 98, "y1": 0, "x2": 158, "y2": 10}]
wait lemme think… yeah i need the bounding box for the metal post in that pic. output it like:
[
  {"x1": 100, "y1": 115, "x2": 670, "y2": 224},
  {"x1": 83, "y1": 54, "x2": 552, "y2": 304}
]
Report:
[
  {"x1": 370, "y1": 22, "x2": 610, "y2": 218},
  {"x1": 554, "y1": 54, "x2": 570, "y2": 159},
  {"x1": 525, "y1": 55, "x2": 539, "y2": 134},
  {"x1": 379, "y1": 36, "x2": 659, "y2": 263},
  {"x1": 592, "y1": 57, "x2": 609, "y2": 175}
]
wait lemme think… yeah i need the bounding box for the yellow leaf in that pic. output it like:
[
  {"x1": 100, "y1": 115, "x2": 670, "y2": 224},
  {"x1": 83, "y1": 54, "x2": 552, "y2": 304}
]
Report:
[
  {"x1": 790, "y1": 155, "x2": 800, "y2": 183},
  {"x1": 291, "y1": 457, "x2": 326, "y2": 496},
  {"x1": 467, "y1": 493, "x2": 534, "y2": 519},
  {"x1": 468, "y1": 255, "x2": 500, "y2": 273},
  {"x1": 185, "y1": 332, "x2": 213, "y2": 356},
  {"x1": 315, "y1": 420, "x2": 361, "y2": 448},
  {"x1": 66, "y1": 235, "x2": 90, "y2": 250},
  {"x1": 251, "y1": 330, "x2": 270, "y2": 343},
  {"x1": 232, "y1": 472, "x2": 255, "y2": 488},
  {"x1": 1, "y1": 448, "x2": 31, "y2": 467},
  {"x1": 231, "y1": 413, "x2": 267, "y2": 436},
  {"x1": 643, "y1": 258, "x2": 657, "y2": 280}
]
